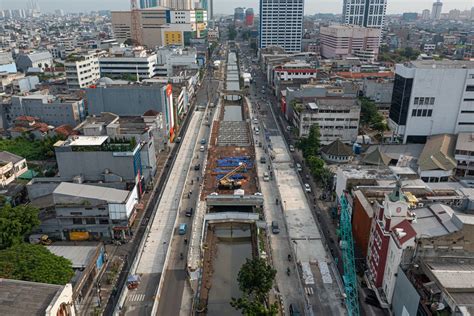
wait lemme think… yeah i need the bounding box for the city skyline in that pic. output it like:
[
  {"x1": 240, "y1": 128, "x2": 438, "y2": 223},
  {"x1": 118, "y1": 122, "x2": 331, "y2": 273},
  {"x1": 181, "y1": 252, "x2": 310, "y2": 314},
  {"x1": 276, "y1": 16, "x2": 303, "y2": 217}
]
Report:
[{"x1": 0, "y1": 0, "x2": 472, "y2": 14}]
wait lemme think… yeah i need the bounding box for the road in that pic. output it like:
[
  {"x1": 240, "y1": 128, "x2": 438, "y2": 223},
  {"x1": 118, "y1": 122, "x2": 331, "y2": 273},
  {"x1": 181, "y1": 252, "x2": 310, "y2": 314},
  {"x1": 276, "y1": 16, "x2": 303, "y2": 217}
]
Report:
[
  {"x1": 238, "y1": 39, "x2": 385, "y2": 316},
  {"x1": 155, "y1": 72, "x2": 219, "y2": 316},
  {"x1": 120, "y1": 67, "x2": 219, "y2": 316}
]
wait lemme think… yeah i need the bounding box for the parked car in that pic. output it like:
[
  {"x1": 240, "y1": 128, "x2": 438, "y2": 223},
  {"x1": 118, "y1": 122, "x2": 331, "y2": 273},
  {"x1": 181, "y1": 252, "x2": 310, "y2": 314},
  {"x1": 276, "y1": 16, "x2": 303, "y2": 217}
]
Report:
[
  {"x1": 289, "y1": 145, "x2": 295, "y2": 152},
  {"x1": 289, "y1": 304, "x2": 301, "y2": 316},
  {"x1": 296, "y1": 163, "x2": 302, "y2": 172},
  {"x1": 263, "y1": 172, "x2": 270, "y2": 181},
  {"x1": 178, "y1": 223, "x2": 187, "y2": 235},
  {"x1": 304, "y1": 183, "x2": 312, "y2": 193},
  {"x1": 200, "y1": 138, "x2": 206, "y2": 144},
  {"x1": 260, "y1": 156, "x2": 267, "y2": 163},
  {"x1": 271, "y1": 221, "x2": 280, "y2": 234},
  {"x1": 199, "y1": 145, "x2": 205, "y2": 152},
  {"x1": 175, "y1": 136, "x2": 182, "y2": 143},
  {"x1": 194, "y1": 164, "x2": 201, "y2": 171}
]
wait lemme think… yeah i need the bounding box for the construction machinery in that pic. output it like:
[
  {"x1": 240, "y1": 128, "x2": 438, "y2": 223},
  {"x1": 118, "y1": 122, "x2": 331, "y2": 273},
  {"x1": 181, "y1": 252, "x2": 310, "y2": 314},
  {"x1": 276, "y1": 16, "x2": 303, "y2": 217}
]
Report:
[
  {"x1": 340, "y1": 193, "x2": 360, "y2": 316},
  {"x1": 218, "y1": 163, "x2": 246, "y2": 190}
]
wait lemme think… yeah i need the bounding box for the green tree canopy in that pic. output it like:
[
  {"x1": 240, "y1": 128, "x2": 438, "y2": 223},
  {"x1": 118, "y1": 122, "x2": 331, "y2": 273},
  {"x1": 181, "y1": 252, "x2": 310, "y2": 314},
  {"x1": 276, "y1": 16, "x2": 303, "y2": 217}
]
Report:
[
  {"x1": 0, "y1": 243, "x2": 74, "y2": 285},
  {"x1": 297, "y1": 124, "x2": 321, "y2": 159},
  {"x1": 0, "y1": 204, "x2": 40, "y2": 249},
  {"x1": 236, "y1": 257, "x2": 276, "y2": 302},
  {"x1": 230, "y1": 296, "x2": 279, "y2": 316}
]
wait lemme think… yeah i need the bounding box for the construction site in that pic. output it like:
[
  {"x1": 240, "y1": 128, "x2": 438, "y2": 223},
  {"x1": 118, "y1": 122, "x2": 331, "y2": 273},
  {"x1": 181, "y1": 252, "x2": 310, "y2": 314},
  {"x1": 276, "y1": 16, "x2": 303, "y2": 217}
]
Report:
[{"x1": 192, "y1": 48, "x2": 265, "y2": 315}]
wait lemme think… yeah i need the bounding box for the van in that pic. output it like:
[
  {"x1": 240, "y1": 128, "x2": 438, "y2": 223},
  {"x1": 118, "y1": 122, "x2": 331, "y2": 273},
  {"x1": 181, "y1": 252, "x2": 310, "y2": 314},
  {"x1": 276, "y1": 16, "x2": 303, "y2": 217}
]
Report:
[
  {"x1": 178, "y1": 223, "x2": 187, "y2": 235},
  {"x1": 271, "y1": 221, "x2": 280, "y2": 234},
  {"x1": 296, "y1": 163, "x2": 302, "y2": 172},
  {"x1": 263, "y1": 172, "x2": 270, "y2": 182}
]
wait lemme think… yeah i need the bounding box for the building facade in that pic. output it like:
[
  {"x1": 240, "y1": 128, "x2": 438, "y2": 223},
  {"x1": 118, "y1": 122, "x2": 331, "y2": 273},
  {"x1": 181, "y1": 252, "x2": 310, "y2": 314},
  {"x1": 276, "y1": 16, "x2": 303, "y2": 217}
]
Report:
[
  {"x1": 8, "y1": 95, "x2": 84, "y2": 128},
  {"x1": 86, "y1": 83, "x2": 175, "y2": 140},
  {"x1": 99, "y1": 50, "x2": 157, "y2": 80},
  {"x1": 455, "y1": 133, "x2": 474, "y2": 177},
  {"x1": 245, "y1": 8, "x2": 254, "y2": 26},
  {"x1": 388, "y1": 60, "x2": 474, "y2": 144},
  {"x1": 65, "y1": 52, "x2": 101, "y2": 90},
  {"x1": 259, "y1": 0, "x2": 304, "y2": 53},
  {"x1": 0, "y1": 151, "x2": 28, "y2": 187},
  {"x1": 342, "y1": 0, "x2": 387, "y2": 29},
  {"x1": 44, "y1": 182, "x2": 139, "y2": 240},
  {"x1": 112, "y1": 8, "x2": 207, "y2": 48},
  {"x1": 431, "y1": 0, "x2": 443, "y2": 20},
  {"x1": 320, "y1": 25, "x2": 381, "y2": 61},
  {"x1": 15, "y1": 51, "x2": 53, "y2": 72},
  {"x1": 292, "y1": 98, "x2": 360, "y2": 144},
  {"x1": 140, "y1": 0, "x2": 158, "y2": 8}
]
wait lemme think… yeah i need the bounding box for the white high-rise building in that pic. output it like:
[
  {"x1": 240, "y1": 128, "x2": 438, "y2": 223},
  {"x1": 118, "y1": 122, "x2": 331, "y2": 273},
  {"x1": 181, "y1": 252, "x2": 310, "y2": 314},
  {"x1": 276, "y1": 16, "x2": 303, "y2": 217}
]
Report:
[
  {"x1": 431, "y1": 0, "x2": 443, "y2": 20},
  {"x1": 422, "y1": 9, "x2": 431, "y2": 20},
  {"x1": 65, "y1": 51, "x2": 101, "y2": 90},
  {"x1": 259, "y1": 0, "x2": 304, "y2": 53},
  {"x1": 342, "y1": 0, "x2": 387, "y2": 29},
  {"x1": 388, "y1": 60, "x2": 474, "y2": 144}
]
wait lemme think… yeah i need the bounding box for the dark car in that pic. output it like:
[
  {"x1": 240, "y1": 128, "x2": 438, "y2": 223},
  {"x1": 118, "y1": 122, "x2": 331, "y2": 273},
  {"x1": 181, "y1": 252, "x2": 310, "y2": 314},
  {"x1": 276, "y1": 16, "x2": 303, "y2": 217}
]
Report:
[
  {"x1": 194, "y1": 164, "x2": 201, "y2": 171},
  {"x1": 289, "y1": 304, "x2": 301, "y2": 316},
  {"x1": 185, "y1": 208, "x2": 193, "y2": 217}
]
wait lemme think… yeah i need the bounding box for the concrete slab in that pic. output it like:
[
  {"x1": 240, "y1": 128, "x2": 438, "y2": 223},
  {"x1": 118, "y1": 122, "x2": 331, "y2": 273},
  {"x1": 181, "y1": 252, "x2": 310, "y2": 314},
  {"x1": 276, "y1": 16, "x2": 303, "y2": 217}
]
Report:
[{"x1": 136, "y1": 112, "x2": 203, "y2": 274}]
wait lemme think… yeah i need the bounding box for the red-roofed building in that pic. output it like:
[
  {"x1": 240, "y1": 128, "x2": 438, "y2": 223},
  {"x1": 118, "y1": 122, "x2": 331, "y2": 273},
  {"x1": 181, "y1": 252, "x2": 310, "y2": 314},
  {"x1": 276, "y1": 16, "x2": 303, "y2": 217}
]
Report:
[
  {"x1": 335, "y1": 71, "x2": 394, "y2": 80},
  {"x1": 382, "y1": 219, "x2": 417, "y2": 305},
  {"x1": 54, "y1": 124, "x2": 78, "y2": 138},
  {"x1": 367, "y1": 184, "x2": 414, "y2": 307}
]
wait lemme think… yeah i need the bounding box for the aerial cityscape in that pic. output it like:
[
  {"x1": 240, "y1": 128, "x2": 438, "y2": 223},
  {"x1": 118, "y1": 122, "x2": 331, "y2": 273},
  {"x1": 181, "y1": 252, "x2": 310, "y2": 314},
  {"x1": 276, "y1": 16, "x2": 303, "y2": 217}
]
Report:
[{"x1": 0, "y1": 0, "x2": 473, "y2": 316}]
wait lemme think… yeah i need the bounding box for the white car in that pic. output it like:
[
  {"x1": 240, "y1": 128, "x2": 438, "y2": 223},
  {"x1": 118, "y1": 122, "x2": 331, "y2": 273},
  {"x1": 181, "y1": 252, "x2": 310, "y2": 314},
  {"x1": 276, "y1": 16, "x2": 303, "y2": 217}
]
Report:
[
  {"x1": 289, "y1": 145, "x2": 295, "y2": 152},
  {"x1": 304, "y1": 183, "x2": 311, "y2": 193}
]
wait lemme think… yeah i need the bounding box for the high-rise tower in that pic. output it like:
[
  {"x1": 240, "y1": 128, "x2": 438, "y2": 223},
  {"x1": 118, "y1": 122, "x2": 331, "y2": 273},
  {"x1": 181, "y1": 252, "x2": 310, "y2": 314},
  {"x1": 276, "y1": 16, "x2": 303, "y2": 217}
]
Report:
[
  {"x1": 431, "y1": 0, "x2": 443, "y2": 20},
  {"x1": 259, "y1": 0, "x2": 304, "y2": 53},
  {"x1": 342, "y1": 0, "x2": 387, "y2": 29}
]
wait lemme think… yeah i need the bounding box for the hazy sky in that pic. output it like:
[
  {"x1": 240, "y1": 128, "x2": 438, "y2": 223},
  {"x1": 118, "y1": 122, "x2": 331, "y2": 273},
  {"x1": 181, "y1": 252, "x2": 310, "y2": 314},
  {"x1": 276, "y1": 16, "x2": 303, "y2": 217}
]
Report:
[{"x1": 0, "y1": 0, "x2": 472, "y2": 14}]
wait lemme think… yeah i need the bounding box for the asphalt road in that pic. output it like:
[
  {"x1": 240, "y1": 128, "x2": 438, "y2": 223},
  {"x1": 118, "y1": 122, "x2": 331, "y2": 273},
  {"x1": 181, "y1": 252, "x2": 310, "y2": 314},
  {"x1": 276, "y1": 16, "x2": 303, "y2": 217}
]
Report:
[{"x1": 155, "y1": 66, "x2": 219, "y2": 316}]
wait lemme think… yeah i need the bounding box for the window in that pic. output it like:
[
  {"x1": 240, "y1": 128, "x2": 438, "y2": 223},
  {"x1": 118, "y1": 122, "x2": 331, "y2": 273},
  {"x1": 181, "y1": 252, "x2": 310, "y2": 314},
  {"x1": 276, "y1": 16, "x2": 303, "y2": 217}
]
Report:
[
  {"x1": 466, "y1": 85, "x2": 474, "y2": 92},
  {"x1": 414, "y1": 97, "x2": 419, "y2": 105},
  {"x1": 429, "y1": 97, "x2": 435, "y2": 105},
  {"x1": 85, "y1": 218, "x2": 96, "y2": 225},
  {"x1": 412, "y1": 109, "x2": 417, "y2": 116},
  {"x1": 427, "y1": 109, "x2": 433, "y2": 116},
  {"x1": 99, "y1": 219, "x2": 109, "y2": 225},
  {"x1": 72, "y1": 218, "x2": 82, "y2": 225},
  {"x1": 419, "y1": 97, "x2": 424, "y2": 105},
  {"x1": 422, "y1": 109, "x2": 428, "y2": 116},
  {"x1": 71, "y1": 212, "x2": 82, "y2": 216}
]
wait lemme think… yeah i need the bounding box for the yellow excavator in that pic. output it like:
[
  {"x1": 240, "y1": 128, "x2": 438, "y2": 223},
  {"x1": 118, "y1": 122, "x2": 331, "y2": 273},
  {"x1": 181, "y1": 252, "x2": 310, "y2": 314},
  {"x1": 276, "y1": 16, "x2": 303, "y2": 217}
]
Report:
[{"x1": 218, "y1": 163, "x2": 246, "y2": 190}]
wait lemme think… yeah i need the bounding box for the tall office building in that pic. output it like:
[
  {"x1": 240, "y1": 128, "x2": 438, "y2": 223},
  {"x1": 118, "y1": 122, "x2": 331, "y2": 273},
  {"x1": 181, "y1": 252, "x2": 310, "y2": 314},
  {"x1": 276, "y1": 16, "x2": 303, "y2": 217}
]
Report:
[
  {"x1": 234, "y1": 7, "x2": 245, "y2": 21},
  {"x1": 199, "y1": 0, "x2": 213, "y2": 20},
  {"x1": 431, "y1": 0, "x2": 443, "y2": 20},
  {"x1": 140, "y1": 0, "x2": 158, "y2": 8},
  {"x1": 160, "y1": 0, "x2": 193, "y2": 10},
  {"x1": 259, "y1": 0, "x2": 304, "y2": 53},
  {"x1": 422, "y1": 9, "x2": 431, "y2": 20},
  {"x1": 342, "y1": 0, "x2": 387, "y2": 29},
  {"x1": 245, "y1": 8, "x2": 254, "y2": 26}
]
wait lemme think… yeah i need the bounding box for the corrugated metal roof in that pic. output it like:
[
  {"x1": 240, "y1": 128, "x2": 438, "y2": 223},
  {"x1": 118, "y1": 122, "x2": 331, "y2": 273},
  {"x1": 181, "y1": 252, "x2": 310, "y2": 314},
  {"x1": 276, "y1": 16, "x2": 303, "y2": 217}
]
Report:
[
  {"x1": 46, "y1": 245, "x2": 98, "y2": 268},
  {"x1": 53, "y1": 182, "x2": 129, "y2": 203},
  {"x1": 418, "y1": 134, "x2": 457, "y2": 171}
]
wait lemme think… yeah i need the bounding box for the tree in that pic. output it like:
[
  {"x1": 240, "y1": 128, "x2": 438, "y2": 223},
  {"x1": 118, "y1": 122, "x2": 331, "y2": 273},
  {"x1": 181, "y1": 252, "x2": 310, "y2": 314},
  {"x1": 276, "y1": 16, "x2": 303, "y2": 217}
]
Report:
[
  {"x1": 0, "y1": 243, "x2": 74, "y2": 285},
  {"x1": 236, "y1": 257, "x2": 276, "y2": 303},
  {"x1": 230, "y1": 296, "x2": 279, "y2": 316},
  {"x1": 297, "y1": 124, "x2": 321, "y2": 159},
  {"x1": 0, "y1": 204, "x2": 40, "y2": 249}
]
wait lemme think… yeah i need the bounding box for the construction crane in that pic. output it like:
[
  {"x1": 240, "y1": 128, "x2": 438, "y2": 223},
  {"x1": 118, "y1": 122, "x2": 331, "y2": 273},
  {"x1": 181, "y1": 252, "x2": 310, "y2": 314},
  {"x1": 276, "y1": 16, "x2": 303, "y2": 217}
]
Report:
[
  {"x1": 218, "y1": 163, "x2": 246, "y2": 190},
  {"x1": 339, "y1": 193, "x2": 360, "y2": 316},
  {"x1": 130, "y1": 0, "x2": 143, "y2": 46}
]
